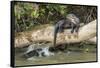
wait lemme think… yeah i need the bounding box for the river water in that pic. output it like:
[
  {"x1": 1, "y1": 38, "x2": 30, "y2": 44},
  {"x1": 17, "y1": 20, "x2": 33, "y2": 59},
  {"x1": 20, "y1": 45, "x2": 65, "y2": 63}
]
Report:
[{"x1": 15, "y1": 44, "x2": 97, "y2": 66}]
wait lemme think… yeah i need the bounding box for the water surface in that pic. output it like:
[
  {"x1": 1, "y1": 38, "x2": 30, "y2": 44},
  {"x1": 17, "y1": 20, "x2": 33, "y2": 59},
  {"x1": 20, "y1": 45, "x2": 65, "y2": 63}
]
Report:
[{"x1": 15, "y1": 44, "x2": 97, "y2": 66}]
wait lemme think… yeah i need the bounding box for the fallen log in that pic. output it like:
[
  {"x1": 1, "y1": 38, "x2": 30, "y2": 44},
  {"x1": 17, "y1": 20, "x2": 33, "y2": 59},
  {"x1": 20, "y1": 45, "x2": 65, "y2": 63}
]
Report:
[
  {"x1": 88, "y1": 37, "x2": 96, "y2": 44},
  {"x1": 15, "y1": 20, "x2": 97, "y2": 48}
]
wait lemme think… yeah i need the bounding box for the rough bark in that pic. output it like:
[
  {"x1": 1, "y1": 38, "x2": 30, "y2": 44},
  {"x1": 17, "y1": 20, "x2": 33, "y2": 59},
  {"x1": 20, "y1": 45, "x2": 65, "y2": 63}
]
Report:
[{"x1": 15, "y1": 20, "x2": 97, "y2": 48}]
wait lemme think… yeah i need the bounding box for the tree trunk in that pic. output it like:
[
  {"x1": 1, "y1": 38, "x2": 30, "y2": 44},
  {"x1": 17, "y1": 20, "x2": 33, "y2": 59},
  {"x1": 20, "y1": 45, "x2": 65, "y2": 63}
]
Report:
[{"x1": 15, "y1": 20, "x2": 97, "y2": 48}]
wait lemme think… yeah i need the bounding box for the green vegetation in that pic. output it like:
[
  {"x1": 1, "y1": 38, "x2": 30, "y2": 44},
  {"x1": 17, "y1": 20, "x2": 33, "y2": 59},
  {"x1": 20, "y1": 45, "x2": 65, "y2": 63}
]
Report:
[{"x1": 14, "y1": 2, "x2": 97, "y2": 32}]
